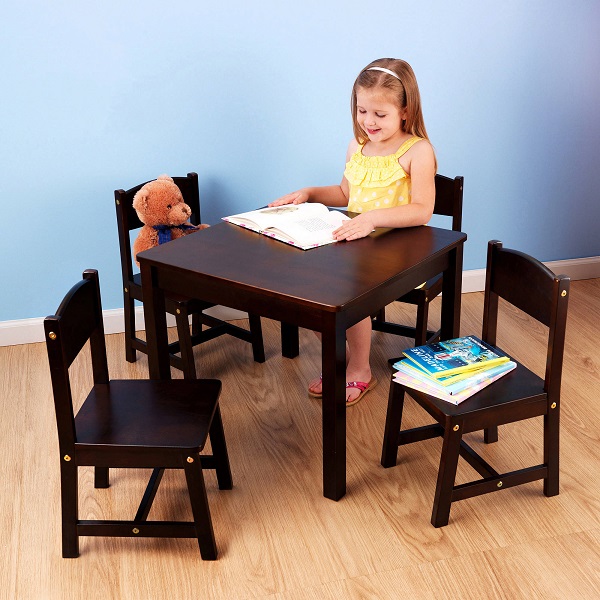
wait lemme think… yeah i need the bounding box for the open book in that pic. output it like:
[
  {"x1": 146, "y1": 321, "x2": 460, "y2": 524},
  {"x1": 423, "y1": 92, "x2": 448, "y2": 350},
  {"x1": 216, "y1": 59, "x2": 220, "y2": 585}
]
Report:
[{"x1": 222, "y1": 203, "x2": 350, "y2": 250}]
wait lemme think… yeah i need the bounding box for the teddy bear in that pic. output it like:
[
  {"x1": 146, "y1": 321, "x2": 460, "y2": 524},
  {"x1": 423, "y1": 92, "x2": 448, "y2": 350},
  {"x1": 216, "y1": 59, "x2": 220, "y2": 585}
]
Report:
[{"x1": 132, "y1": 174, "x2": 209, "y2": 265}]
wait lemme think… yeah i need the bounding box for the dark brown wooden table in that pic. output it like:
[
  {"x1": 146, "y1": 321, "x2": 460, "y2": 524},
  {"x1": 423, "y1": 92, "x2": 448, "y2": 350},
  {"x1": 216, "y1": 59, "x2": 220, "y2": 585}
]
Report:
[{"x1": 139, "y1": 222, "x2": 466, "y2": 501}]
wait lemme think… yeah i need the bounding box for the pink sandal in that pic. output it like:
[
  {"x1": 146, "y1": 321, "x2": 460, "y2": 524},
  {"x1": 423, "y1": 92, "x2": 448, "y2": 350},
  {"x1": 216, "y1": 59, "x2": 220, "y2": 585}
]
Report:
[
  {"x1": 308, "y1": 376, "x2": 378, "y2": 406},
  {"x1": 345, "y1": 377, "x2": 378, "y2": 406}
]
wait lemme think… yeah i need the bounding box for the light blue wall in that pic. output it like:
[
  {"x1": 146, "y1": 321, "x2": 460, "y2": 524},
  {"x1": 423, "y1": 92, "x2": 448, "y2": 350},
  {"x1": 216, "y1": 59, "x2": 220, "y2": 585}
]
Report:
[{"x1": 1, "y1": 1, "x2": 599, "y2": 321}]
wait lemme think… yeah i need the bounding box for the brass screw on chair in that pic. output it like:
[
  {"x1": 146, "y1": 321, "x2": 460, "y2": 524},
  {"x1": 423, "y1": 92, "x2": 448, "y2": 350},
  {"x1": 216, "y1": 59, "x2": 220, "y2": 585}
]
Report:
[
  {"x1": 497, "y1": 481, "x2": 503, "y2": 488},
  {"x1": 187, "y1": 456, "x2": 194, "y2": 463},
  {"x1": 551, "y1": 402, "x2": 557, "y2": 409},
  {"x1": 116, "y1": 199, "x2": 120, "y2": 205},
  {"x1": 48, "y1": 332, "x2": 57, "y2": 340},
  {"x1": 132, "y1": 528, "x2": 139, "y2": 534},
  {"x1": 124, "y1": 287, "x2": 128, "y2": 293},
  {"x1": 63, "y1": 455, "x2": 71, "y2": 461},
  {"x1": 453, "y1": 425, "x2": 459, "y2": 431},
  {"x1": 561, "y1": 290, "x2": 567, "y2": 297},
  {"x1": 176, "y1": 309, "x2": 181, "y2": 315}
]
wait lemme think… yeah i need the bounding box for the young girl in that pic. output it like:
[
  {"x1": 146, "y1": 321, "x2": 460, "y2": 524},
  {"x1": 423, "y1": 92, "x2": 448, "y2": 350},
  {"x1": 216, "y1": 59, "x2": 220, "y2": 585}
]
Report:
[{"x1": 269, "y1": 58, "x2": 436, "y2": 405}]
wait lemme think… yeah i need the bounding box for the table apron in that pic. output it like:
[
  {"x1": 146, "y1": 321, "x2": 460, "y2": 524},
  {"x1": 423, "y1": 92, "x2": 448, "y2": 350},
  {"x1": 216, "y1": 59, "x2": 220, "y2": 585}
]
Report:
[
  {"x1": 154, "y1": 267, "x2": 330, "y2": 331},
  {"x1": 342, "y1": 253, "x2": 452, "y2": 327},
  {"x1": 152, "y1": 250, "x2": 452, "y2": 333}
]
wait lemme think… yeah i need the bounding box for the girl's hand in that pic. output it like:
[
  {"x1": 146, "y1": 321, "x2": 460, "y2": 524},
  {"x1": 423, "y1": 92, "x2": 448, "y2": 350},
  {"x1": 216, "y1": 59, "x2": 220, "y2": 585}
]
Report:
[
  {"x1": 268, "y1": 190, "x2": 309, "y2": 207},
  {"x1": 333, "y1": 213, "x2": 375, "y2": 241}
]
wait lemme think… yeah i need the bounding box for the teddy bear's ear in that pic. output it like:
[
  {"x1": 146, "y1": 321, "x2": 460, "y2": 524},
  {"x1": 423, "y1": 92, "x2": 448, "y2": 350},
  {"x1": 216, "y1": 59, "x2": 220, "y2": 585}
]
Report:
[
  {"x1": 157, "y1": 174, "x2": 174, "y2": 182},
  {"x1": 132, "y1": 189, "x2": 148, "y2": 213}
]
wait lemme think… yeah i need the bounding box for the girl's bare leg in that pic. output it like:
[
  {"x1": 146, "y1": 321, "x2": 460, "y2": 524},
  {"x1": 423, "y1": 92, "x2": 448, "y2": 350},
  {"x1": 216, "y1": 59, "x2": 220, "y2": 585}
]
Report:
[
  {"x1": 308, "y1": 332, "x2": 348, "y2": 395},
  {"x1": 345, "y1": 317, "x2": 372, "y2": 402},
  {"x1": 307, "y1": 318, "x2": 372, "y2": 402}
]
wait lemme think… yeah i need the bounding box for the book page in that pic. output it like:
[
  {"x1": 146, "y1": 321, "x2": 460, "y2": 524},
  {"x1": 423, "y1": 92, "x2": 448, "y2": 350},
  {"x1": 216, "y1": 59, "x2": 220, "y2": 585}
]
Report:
[
  {"x1": 268, "y1": 210, "x2": 349, "y2": 247},
  {"x1": 225, "y1": 203, "x2": 331, "y2": 230}
]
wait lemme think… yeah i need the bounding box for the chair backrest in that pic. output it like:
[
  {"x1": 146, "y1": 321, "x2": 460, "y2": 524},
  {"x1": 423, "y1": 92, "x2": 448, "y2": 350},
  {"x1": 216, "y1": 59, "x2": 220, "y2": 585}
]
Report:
[
  {"x1": 44, "y1": 270, "x2": 108, "y2": 450},
  {"x1": 434, "y1": 174, "x2": 463, "y2": 232},
  {"x1": 115, "y1": 173, "x2": 201, "y2": 284},
  {"x1": 482, "y1": 240, "x2": 570, "y2": 399}
]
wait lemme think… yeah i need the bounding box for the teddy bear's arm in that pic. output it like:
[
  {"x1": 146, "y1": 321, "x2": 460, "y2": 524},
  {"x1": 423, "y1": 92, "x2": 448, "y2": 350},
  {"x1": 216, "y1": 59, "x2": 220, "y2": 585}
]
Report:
[{"x1": 133, "y1": 226, "x2": 159, "y2": 266}]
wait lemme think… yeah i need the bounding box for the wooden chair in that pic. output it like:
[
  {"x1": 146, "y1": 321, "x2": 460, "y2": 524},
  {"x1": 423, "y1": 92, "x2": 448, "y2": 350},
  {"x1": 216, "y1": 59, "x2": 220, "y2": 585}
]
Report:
[
  {"x1": 115, "y1": 172, "x2": 265, "y2": 378},
  {"x1": 381, "y1": 240, "x2": 570, "y2": 527},
  {"x1": 372, "y1": 174, "x2": 464, "y2": 351},
  {"x1": 44, "y1": 270, "x2": 232, "y2": 559}
]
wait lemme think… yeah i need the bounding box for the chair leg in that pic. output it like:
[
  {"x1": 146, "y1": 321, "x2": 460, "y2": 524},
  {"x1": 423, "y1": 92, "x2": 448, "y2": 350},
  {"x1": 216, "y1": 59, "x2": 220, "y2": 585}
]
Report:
[
  {"x1": 373, "y1": 307, "x2": 386, "y2": 322},
  {"x1": 484, "y1": 426, "x2": 498, "y2": 444},
  {"x1": 281, "y1": 322, "x2": 299, "y2": 358},
  {"x1": 94, "y1": 467, "x2": 109, "y2": 488},
  {"x1": 414, "y1": 301, "x2": 430, "y2": 347},
  {"x1": 431, "y1": 421, "x2": 462, "y2": 527},
  {"x1": 544, "y1": 403, "x2": 560, "y2": 496},
  {"x1": 248, "y1": 314, "x2": 265, "y2": 363},
  {"x1": 191, "y1": 311, "x2": 202, "y2": 337},
  {"x1": 184, "y1": 457, "x2": 217, "y2": 560},
  {"x1": 208, "y1": 406, "x2": 233, "y2": 490},
  {"x1": 60, "y1": 460, "x2": 79, "y2": 558},
  {"x1": 175, "y1": 306, "x2": 197, "y2": 380},
  {"x1": 381, "y1": 380, "x2": 406, "y2": 468},
  {"x1": 123, "y1": 292, "x2": 137, "y2": 363}
]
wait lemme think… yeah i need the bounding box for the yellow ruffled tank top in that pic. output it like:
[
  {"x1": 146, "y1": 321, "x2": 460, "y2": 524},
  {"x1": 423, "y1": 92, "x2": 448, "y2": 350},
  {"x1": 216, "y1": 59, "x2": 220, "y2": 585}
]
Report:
[{"x1": 345, "y1": 136, "x2": 422, "y2": 213}]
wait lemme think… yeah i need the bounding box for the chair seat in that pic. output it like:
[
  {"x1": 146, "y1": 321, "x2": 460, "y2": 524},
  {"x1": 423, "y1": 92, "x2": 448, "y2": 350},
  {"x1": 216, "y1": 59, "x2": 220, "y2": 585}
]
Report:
[
  {"x1": 75, "y1": 379, "x2": 222, "y2": 450},
  {"x1": 403, "y1": 361, "x2": 547, "y2": 429}
]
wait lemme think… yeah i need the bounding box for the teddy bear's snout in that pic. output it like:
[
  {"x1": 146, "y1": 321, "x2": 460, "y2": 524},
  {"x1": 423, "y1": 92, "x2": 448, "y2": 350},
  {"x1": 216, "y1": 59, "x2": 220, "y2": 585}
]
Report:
[{"x1": 168, "y1": 203, "x2": 192, "y2": 224}]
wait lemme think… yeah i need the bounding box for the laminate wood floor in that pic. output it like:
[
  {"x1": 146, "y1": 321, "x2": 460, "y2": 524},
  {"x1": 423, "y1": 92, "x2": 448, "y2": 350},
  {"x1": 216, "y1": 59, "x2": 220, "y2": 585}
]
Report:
[{"x1": 1, "y1": 279, "x2": 599, "y2": 599}]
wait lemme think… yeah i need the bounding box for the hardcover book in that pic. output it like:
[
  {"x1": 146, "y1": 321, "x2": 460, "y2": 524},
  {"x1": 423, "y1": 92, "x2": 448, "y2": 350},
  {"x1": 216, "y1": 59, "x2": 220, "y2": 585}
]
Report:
[
  {"x1": 223, "y1": 203, "x2": 350, "y2": 250},
  {"x1": 393, "y1": 360, "x2": 516, "y2": 404},
  {"x1": 402, "y1": 335, "x2": 510, "y2": 379}
]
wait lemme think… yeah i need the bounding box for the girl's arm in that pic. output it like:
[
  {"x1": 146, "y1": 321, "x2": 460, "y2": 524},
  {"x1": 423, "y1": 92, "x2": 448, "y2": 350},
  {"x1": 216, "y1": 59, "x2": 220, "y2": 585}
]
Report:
[
  {"x1": 333, "y1": 139, "x2": 436, "y2": 240},
  {"x1": 268, "y1": 142, "x2": 356, "y2": 207},
  {"x1": 268, "y1": 184, "x2": 348, "y2": 207}
]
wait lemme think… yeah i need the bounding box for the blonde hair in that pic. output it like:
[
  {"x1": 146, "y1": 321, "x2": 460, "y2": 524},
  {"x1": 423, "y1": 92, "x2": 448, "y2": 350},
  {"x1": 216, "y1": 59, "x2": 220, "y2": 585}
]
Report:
[{"x1": 351, "y1": 58, "x2": 431, "y2": 146}]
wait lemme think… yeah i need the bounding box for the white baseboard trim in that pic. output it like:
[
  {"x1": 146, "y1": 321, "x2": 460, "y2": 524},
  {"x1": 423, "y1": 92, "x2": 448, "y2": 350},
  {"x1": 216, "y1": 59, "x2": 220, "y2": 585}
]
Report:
[
  {"x1": 2, "y1": 257, "x2": 598, "y2": 347},
  {"x1": 461, "y1": 255, "x2": 600, "y2": 294},
  {"x1": 0, "y1": 305, "x2": 248, "y2": 348}
]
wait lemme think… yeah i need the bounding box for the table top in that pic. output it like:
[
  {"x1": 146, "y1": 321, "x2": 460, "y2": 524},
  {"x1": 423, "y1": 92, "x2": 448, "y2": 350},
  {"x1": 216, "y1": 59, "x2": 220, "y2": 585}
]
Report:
[{"x1": 138, "y1": 222, "x2": 466, "y2": 314}]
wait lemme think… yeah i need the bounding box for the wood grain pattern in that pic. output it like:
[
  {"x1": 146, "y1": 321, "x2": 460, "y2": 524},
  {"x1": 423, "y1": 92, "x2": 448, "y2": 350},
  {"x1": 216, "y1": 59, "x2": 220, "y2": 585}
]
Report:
[{"x1": 1, "y1": 279, "x2": 599, "y2": 599}]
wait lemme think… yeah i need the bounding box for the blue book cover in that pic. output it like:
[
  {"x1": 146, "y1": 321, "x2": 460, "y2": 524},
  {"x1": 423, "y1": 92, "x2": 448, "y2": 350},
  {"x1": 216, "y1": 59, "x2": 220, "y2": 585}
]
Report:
[{"x1": 402, "y1": 336, "x2": 509, "y2": 379}]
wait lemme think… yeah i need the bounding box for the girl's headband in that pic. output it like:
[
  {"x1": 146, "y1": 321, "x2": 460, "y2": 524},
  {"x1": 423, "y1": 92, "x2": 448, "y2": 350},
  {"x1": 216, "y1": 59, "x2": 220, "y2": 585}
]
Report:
[{"x1": 366, "y1": 66, "x2": 401, "y2": 81}]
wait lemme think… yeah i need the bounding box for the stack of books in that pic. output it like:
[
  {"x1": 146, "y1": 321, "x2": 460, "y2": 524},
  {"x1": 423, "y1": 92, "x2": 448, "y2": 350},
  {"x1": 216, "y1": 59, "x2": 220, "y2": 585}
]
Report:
[{"x1": 392, "y1": 335, "x2": 516, "y2": 405}]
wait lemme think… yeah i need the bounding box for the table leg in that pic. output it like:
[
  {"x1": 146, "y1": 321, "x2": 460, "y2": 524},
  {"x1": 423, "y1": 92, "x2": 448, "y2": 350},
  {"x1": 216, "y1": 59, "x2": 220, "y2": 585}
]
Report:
[
  {"x1": 140, "y1": 263, "x2": 171, "y2": 380},
  {"x1": 320, "y1": 317, "x2": 346, "y2": 500},
  {"x1": 281, "y1": 322, "x2": 300, "y2": 358},
  {"x1": 440, "y1": 244, "x2": 464, "y2": 340}
]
